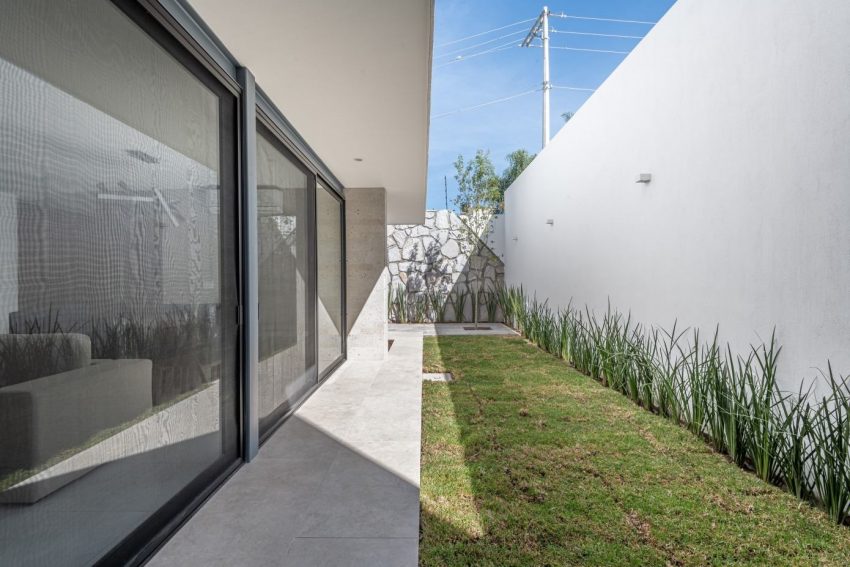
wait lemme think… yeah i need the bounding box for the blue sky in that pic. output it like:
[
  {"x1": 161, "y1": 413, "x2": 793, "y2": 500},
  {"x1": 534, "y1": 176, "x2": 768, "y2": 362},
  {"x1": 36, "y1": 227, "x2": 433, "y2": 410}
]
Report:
[{"x1": 427, "y1": 0, "x2": 677, "y2": 210}]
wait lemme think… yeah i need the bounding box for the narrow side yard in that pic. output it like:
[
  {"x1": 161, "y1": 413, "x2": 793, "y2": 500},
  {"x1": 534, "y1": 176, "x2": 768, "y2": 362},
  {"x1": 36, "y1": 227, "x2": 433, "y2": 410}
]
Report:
[{"x1": 420, "y1": 336, "x2": 850, "y2": 566}]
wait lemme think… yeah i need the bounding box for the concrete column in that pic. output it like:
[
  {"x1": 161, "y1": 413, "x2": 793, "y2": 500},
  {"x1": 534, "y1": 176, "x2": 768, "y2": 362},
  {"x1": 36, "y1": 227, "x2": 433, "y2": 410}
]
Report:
[{"x1": 345, "y1": 187, "x2": 388, "y2": 361}]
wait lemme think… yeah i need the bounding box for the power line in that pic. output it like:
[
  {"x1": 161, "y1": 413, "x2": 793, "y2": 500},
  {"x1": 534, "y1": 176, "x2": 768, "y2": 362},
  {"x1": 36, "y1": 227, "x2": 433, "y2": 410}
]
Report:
[
  {"x1": 533, "y1": 43, "x2": 629, "y2": 55},
  {"x1": 436, "y1": 17, "x2": 537, "y2": 48},
  {"x1": 550, "y1": 29, "x2": 644, "y2": 40},
  {"x1": 433, "y1": 8, "x2": 657, "y2": 141},
  {"x1": 550, "y1": 45, "x2": 629, "y2": 54},
  {"x1": 435, "y1": 30, "x2": 527, "y2": 59},
  {"x1": 550, "y1": 85, "x2": 596, "y2": 92},
  {"x1": 432, "y1": 88, "x2": 540, "y2": 119},
  {"x1": 550, "y1": 13, "x2": 657, "y2": 25},
  {"x1": 432, "y1": 84, "x2": 596, "y2": 119},
  {"x1": 434, "y1": 41, "x2": 519, "y2": 68}
]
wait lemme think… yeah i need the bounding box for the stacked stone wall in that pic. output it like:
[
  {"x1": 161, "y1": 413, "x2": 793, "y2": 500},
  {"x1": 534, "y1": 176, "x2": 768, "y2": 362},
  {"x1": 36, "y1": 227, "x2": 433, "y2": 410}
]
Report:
[{"x1": 386, "y1": 209, "x2": 504, "y2": 296}]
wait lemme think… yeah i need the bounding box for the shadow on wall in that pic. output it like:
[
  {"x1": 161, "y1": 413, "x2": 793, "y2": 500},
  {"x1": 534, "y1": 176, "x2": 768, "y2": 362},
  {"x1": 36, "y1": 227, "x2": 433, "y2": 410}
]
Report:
[
  {"x1": 344, "y1": 188, "x2": 388, "y2": 360},
  {"x1": 387, "y1": 210, "x2": 504, "y2": 324}
]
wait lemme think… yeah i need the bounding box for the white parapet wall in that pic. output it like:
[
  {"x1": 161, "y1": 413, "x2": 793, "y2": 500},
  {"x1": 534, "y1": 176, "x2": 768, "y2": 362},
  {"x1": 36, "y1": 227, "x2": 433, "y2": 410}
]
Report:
[{"x1": 504, "y1": 0, "x2": 850, "y2": 393}]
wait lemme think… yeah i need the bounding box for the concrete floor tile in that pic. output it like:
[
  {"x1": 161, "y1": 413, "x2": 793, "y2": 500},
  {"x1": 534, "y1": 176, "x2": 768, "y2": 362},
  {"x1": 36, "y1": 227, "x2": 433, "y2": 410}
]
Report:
[
  {"x1": 151, "y1": 332, "x2": 425, "y2": 566},
  {"x1": 323, "y1": 447, "x2": 412, "y2": 488},
  {"x1": 285, "y1": 537, "x2": 418, "y2": 567},
  {"x1": 297, "y1": 479, "x2": 419, "y2": 538}
]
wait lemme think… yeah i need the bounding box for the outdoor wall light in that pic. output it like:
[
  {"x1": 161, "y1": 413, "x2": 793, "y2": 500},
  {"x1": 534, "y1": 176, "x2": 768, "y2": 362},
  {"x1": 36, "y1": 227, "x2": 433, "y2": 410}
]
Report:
[
  {"x1": 353, "y1": 157, "x2": 364, "y2": 162},
  {"x1": 636, "y1": 173, "x2": 652, "y2": 184},
  {"x1": 546, "y1": 219, "x2": 554, "y2": 225}
]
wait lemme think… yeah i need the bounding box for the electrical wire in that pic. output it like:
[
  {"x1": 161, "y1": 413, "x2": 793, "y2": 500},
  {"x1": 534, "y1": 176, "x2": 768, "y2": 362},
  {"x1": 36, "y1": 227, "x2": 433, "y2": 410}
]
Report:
[
  {"x1": 434, "y1": 41, "x2": 520, "y2": 68},
  {"x1": 431, "y1": 88, "x2": 540, "y2": 119},
  {"x1": 435, "y1": 30, "x2": 527, "y2": 59},
  {"x1": 433, "y1": 12, "x2": 657, "y2": 121},
  {"x1": 436, "y1": 17, "x2": 537, "y2": 48},
  {"x1": 549, "y1": 29, "x2": 644, "y2": 40},
  {"x1": 536, "y1": 44, "x2": 630, "y2": 55},
  {"x1": 550, "y1": 13, "x2": 657, "y2": 25},
  {"x1": 550, "y1": 85, "x2": 596, "y2": 92}
]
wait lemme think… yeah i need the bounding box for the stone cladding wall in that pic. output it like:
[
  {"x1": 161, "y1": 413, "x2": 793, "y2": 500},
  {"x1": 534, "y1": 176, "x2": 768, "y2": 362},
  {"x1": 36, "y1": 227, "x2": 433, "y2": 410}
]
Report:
[{"x1": 386, "y1": 209, "x2": 504, "y2": 295}]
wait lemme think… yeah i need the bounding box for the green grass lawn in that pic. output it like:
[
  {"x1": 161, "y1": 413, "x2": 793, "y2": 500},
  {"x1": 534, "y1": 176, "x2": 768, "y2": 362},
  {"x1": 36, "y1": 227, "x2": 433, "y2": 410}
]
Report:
[{"x1": 420, "y1": 336, "x2": 850, "y2": 566}]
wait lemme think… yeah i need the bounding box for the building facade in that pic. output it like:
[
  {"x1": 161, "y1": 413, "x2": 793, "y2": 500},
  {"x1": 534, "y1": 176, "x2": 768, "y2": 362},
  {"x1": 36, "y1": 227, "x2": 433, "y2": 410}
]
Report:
[{"x1": 0, "y1": 0, "x2": 433, "y2": 564}]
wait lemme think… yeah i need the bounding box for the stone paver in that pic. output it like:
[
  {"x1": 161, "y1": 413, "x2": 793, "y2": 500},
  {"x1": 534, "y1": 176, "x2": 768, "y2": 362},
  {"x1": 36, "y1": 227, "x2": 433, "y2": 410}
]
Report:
[
  {"x1": 422, "y1": 372, "x2": 453, "y2": 382},
  {"x1": 389, "y1": 322, "x2": 517, "y2": 336}
]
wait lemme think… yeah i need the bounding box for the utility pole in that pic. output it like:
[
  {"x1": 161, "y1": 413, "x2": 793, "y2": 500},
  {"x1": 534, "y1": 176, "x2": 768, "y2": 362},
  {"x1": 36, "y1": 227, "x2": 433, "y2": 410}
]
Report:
[
  {"x1": 522, "y1": 7, "x2": 551, "y2": 150},
  {"x1": 542, "y1": 7, "x2": 550, "y2": 148},
  {"x1": 443, "y1": 175, "x2": 449, "y2": 210}
]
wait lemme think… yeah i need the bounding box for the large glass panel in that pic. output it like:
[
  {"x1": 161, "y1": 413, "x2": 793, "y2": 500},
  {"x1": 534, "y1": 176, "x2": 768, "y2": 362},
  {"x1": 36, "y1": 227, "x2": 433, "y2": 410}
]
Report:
[
  {"x1": 317, "y1": 183, "x2": 344, "y2": 375},
  {"x1": 0, "y1": 1, "x2": 239, "y2": 565},
  {"x1": 256, "y1": 124, "x2": 315, "y2": 434}
]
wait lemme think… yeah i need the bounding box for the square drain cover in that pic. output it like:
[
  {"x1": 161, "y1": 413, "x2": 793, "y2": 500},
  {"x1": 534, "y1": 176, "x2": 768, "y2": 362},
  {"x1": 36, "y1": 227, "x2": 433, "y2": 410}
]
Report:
[{"x1": 423, "y1": 372, "x2": 454, "y2": 382}]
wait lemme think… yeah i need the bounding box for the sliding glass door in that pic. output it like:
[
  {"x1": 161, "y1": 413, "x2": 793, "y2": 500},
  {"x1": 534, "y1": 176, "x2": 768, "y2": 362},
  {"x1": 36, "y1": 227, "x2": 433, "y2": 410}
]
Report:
[
  {"x1": 256, "y1": 122, "x2": 317, "y2": 436},
  {"x1": 316, "y1": 182, "x2": 345, "y2": 376},
  {"x1": 0, "y1": 0, "x2": 349, "y2": 562},
  {"x1": 0, "y1": 0, "x2": 240, "y2": 565}
]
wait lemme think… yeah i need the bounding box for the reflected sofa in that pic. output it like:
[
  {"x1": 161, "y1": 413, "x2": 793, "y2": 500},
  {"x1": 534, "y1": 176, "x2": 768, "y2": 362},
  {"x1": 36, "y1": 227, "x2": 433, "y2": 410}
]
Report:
[{"x1": 0, "y1": 333, "x2": 152, "y2": 501}]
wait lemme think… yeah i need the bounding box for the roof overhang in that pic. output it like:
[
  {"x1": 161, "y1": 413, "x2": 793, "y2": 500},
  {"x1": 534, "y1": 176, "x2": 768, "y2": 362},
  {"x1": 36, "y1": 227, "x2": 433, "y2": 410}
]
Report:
[{"x1": 188, "y1": 0, "x2": 434, "y2": 224}]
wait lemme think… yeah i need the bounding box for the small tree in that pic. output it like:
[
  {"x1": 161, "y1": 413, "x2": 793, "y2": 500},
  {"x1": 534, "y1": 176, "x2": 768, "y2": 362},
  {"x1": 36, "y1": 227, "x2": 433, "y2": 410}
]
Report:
[
  {"x1": 450, "y1": 147, "x2": 537, "y2": 328},
  {"x1": 498, "y1": 149, "x2": 536, "y2": 202},
  {"x1": 454, "y1": 148, "x2": 537, "y2": 214},
  {"x1": 453, "y1": 150, "x2": 503, "y2": 329},
  {"x1": 453, "y1": 150, "x2": 500, "y2": 215}
]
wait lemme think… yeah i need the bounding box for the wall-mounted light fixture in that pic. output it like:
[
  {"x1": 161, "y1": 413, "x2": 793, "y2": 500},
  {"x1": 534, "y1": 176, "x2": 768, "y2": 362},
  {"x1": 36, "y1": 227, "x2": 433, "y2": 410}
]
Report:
[
  {"x1": 545, "y1": 219, "x2": 554, "y2": 225},
  {"x1": 636, "y1": 173, "x2": 652, "y2": 184}
]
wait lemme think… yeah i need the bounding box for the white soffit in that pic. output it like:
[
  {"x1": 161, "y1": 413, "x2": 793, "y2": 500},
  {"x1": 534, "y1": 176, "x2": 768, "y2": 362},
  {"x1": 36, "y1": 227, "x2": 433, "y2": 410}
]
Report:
[{"x1": 188, "y1": 0, "x2": 434, "y2": 224}]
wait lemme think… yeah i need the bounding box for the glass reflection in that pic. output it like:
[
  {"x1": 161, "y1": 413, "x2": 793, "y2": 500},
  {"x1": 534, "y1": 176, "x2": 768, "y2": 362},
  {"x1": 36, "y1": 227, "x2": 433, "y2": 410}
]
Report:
[
  {"x1": 316, "y1": 183, "x2": 344, "y2": 375},
  {"x1": 256, "y1": 127, "x2": 315, "y2": 433},
  {"x1": 0, "y1": 1, "x2": 236, "y2": 565}
]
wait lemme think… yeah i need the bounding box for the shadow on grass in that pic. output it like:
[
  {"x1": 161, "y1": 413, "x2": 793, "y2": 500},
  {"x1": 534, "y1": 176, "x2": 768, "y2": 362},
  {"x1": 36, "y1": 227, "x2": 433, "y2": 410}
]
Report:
[
  {"x1": 419, "y1": 335, "x2": 661, "y2": 566},
  {"x1": 419, "y1": 335, "x2": 850, "y2": 567}
]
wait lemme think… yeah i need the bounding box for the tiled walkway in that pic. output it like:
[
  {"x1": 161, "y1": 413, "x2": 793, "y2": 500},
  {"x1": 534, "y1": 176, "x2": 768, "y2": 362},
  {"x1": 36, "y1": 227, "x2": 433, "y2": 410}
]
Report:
[{"x1": 150, "y1": 331, "x2": 423, "y2": 567}]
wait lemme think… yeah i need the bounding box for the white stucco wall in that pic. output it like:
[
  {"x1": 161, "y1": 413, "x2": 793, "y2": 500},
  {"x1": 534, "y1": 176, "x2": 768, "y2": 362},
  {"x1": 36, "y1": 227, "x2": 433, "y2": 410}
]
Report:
[
  {"x1": 504, "y1": 0, "x2": 850, "y2": 393},
  {"x1": 482, "y1": 214, "x2": 505, "y2": 263}
]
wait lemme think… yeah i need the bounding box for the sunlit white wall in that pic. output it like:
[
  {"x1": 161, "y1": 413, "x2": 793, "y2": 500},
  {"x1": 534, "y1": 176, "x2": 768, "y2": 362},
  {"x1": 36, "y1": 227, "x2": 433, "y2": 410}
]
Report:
[{"x1": 505, "y1": 0, "x2": 850, "y2": 393}]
